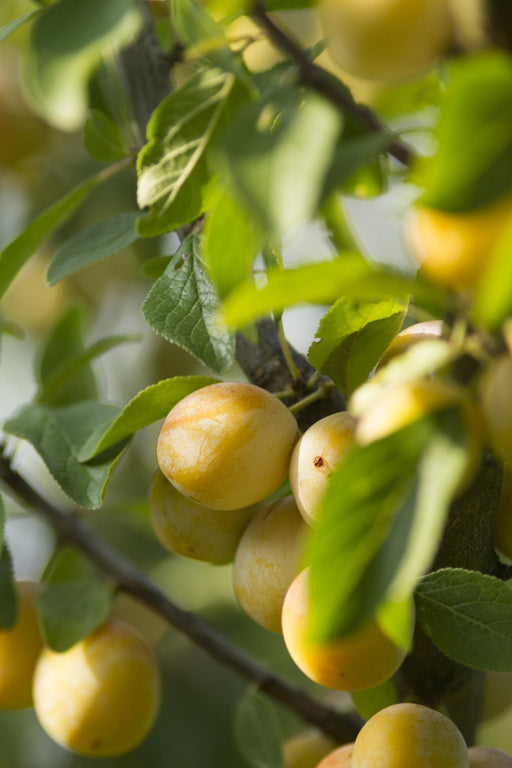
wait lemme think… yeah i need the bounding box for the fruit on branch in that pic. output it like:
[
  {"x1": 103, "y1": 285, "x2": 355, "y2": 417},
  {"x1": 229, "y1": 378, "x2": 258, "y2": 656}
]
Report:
[
  {"x1": 481, "y1": 355, "x2": 512, "y2": 464},
  {"x1": 282, "y1": 729, "x2": 338, "y2": 768},
  {"x1": 281, "y1": 568, "x2": 407, "y2": 691},
  {"x1": 352, "y1": 702, "x2": 469, "y2": 768},
  {"x1": 289, "y1": 412, "x2": 356, "y2": 525},
  {"x1": 232, "y1": 496, "x2": 308, "y2": 633},
  {"x1": 377, "y1": 320, "x2": 444, "y2": 369},
  {"x1": 353, "y1": 377, "x2": 482, "y2": 492},
  {"x1": 316, "y1": 0, "x2": 453, "y2": 82},
  {"x1": 149, "y1": 469, "x2": 256, "y2": 564},
  {"x1": 468, "y1": 747, "x2": 512, "y2": 767},
  {"x1": 33, "y1": 619, "x2": 160, "y2": 757},
  {"x1": 316, "y1": 742, "x2": 355, "y2": 767},
  {"x1": 0, "y1": 581, "x2": 43, "y2": 709},
  {"x1": 407, "y1": 196, "x2": 512, "y2": 291},
  {"x1": 492, "y1": 463, "x2": 512, "y2": 559},
  {"x1": 157, "y1": 382, "x2": 299, "y2": 510}
]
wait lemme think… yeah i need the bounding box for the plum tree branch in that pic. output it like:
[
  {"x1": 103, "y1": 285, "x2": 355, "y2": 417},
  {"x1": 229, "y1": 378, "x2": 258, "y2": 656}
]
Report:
[
  {"x1": 250, "y1": 1, "x2": 414, "y2": 167},
  {"x1": 0, "y1": 453, "x2": 363, "y2": 744}
]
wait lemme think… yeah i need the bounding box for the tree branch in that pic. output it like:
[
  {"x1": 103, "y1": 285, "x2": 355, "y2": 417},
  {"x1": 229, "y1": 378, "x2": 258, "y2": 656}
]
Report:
[
  {"x1": 250, "y1": 2, "x2": 414, "y2": 167},
  {"x1": 0, "y1": 453, "x2": 362, "y2": 744}
]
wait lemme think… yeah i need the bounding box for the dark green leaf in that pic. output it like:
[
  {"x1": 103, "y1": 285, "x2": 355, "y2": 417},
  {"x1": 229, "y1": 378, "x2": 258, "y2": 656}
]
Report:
[
  {"x1": 137, "y1": 69, "x2": 234, "y2": 236},
  {"x1": 351, "y1": 678, "x2": 398, "y2": 721},
  {"x1": 0, "y1": 546, "x2": 16, "y2": 630},
  {"x1": 77, "y1": 375, "x2": 219, "y2": 460},
  {"x1": 25, "y1": 0, "x2": 143, "y2": 130},
  {"x1": 217, "y1": 89, "x2": 342, "y2": 237},
  {"x1": 38, "y1": 580, "x2": 114, "y2": 652},
  {"x1": 308, "y1": 297, "x2": 407, "y2": 395},
  {"x1": 47, "y1": 211, "x2": 140, "y2": 285},
  {"x1": 142, "y1": 234, "x2": 235, "y2": 373},
  {"x1": 0, "y1": 172, "x2": 104, "y2": 301},
  {"x1": 416, "y1": 568, "x2": 512, "y2": 672},
  {"x1": 233, "y1": 687, "x2": 283, "y2": 768},
  {"x1": 418, "y1": 52, "x2": 512, "y2": 212},
  {"x1": 84, "y1": 109, "x2": 127, "y2": 163},
  {"x1": 3, "y1": 401, "x2": 126, "y2": 509}
]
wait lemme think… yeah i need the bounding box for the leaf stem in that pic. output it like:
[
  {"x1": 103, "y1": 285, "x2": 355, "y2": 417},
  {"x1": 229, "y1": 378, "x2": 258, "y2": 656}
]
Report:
[{"x1": 289, "y1": 381, "x2": 335, "y2": 414}]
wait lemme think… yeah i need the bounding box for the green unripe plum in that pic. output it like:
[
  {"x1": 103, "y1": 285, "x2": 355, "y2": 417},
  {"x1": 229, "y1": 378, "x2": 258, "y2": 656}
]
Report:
[
  {"x1": 0, "y1": 581, "x2": 43, "y2": 709},
  {"x1": 33, "y1": 619, "x2": 160, "y2": 757},
  {"x1": 149, "y1": 470, "x2": 256, "y2": 564},
  {"x1": 281, "y1": 568, "x2": 407, "y2": 691},
  {"x1": 289, "y1": 412, "x2": 356, "y2": 525},
  {"x1": 157, "y1": 382, "x2": 299, "y2": 510},
  {"x1": 317, "y1": 0, "x2": 453, "y2": 82},
  {"x1": 352, "y1": 703, "x2": 469, "y2": 768},
  {"x1": 468, "y1": 747, "x2": 512, "y2": 767},
  {"x1": 481, "y1": 355, "x2": 512, "y2": 464},
  {"x1": 233, "y1": 496, "x2": 308, "y2": 633},
  {"x1": 282, "y1": 729, "x2": 337, "y2": 768},
  {"x1": 316, "y1": 742, "x2": 354, "y2": 767}
]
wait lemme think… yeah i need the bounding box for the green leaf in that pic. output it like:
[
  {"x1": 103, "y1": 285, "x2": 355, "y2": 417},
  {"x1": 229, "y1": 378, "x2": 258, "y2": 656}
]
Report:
[
  {"x1": 77, "y1": 375, "x2": 219, "y2": 460},
  {"x1": 307, "y1": 411, "x2": 470, "y2": 641},
  {"x1": 0, "y1": 171, "x2": 104, "y2": 301},
  {"x1": 44, "y1": 546, "x2": 100, "y2": 584},
  {"x1": 351, "y1": 677, "x2": 398, "y2": 721},
  {"x1": 415, "y1": 568, "x2": 512, "y2": 672},
  {"x1": 418, "y1": 51, "x2": 512, "y2": 212},
  {"x1": 0, "y1": 546, "x2": 16, "y2": 630},
  {"x1": 0, "y1": 10, "x2": 41, "y2": 42},
  {"x1": 142, "y1": 234, "x2": 235, "y2": 373},
  {"x1": 324, "y1": 132, "x2": 389, "y2": 198},
  {"x1": 25, "y1": 0, "x2": 143, "y2": 131},
  {"x1": 203, "y1": 187, "x2": 261, "y2": 299},
  {"x1": 233, "y1": 687, "x2": 283, "y2": 768},
  {"x1": 222, "y1": 256, "x2": 413, "y2": 329},
  {"x1": 472, "y1": 218, "x2": 512, "y2": 330},
  {"x1": 47, "y1": 211, "x2": 140, "y2": 285},
  {"x1": 38, "y1": 580, "x2": 114, "y2": 652},
  {"x1": 137, "y1": 68, "x2": 234, "y2": 236},
  {"x1": 308, "y1": 297, "x2": 407, "y2": 396},
  {"x1": 217, "y1": 89, "x2": 342, "y2": 237},
  {"x1": 84, "y1": 108, "x2": 127, "y2": 163},
  {"x1": 3, "y1": 401, "x2": 126, "y2": 509}
]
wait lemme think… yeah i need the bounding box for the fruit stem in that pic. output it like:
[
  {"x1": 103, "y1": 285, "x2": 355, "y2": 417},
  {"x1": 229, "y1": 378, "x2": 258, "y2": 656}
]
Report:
[{"x1": 289, "y1": 381, "x2": 335, "y2": 413}]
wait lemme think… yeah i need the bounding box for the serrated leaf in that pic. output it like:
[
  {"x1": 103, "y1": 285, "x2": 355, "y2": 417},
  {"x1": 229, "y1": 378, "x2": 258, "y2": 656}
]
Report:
[
  {"x1": 308, "y1": 297, "x2": 407, "y2": 395},
  {"x1": 0, "y1": 10, "x2": 41, "y2": 42},
  {"x1": 307, "y1": 411, "x2": 470, "y2": 641},
  {"x1": 0, "y1": 171, "x2": 104, "y2": 301},
  {"x1": 203, "y1": 187, "x2": 261, "y2": 299},
  {"x1": 84, "y1": 109, "x2": 127, "y2": 163},
  {"x1": 222, "y1": 256, "x2": 413, "y2": 329},
  {"x1": 142, "y1": 234, "x2": 235, "y2": 373},
  {"x1": 418, "y1": 52, "x2": 512, "y2": 212},
  {"x1": 137, "y1": 69, "x2": 234, "y2": 236},
  {"x1": 38, "y1": 580, "x2": 114, "y2": 652},
  {"x1": 77, "y1": 375, "x2": 219, "y2": 460},
  {"x1": 233, "y1": 687, "x2": 283, "y2": 768},
  {"x1": 36, "y1": 305, "x2": 98, "y2": 406},
  {"x1": 47, "y1": 212, "x2": 139, "y2": 285},
  {"x1": 3, "y1": 401, "x2": 126, "y2": 509},
  {"x1": 0, "y1": 546, "x2": 16, "y2": 630},
  {"x1": 415, "y1": 568, "x2": 512, "y2": 672},
  {"x1": 217, "y1": 89, "x2": 342, "y2": 237},
  {"x1": 25, "y1": 0, "x2": 143, "y2": 131}
]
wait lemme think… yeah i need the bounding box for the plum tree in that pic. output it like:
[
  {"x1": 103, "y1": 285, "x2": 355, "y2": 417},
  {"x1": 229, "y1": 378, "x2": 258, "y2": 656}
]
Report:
[
  {"x1": 232, "y1": 495, "x2": 308, "y2": 632},
  {"x1": 149, "y1": 469, "x2": 256, "y2": 564},
  {"x1": 316, "y1": 742, "x2": 354, "y2": 767},
  {"x1": 351, "y1": 703, "x2": 469, "y2": 768},
  {"x1": 32, "y1": 618, "x2": 160, "y2": 757},
  {"x1": 282, "y1": 729, "x2": 338, "y2": 768},
  {"x1": 281, "y1": 568, "x2": 407, "y2": 691},
  {"x1": 0, "y1": 581, "x2": 43, "y2": 710},
  {"x1": 468, "y1": 747, "x2": 512, "y2": 767},
  {"x1": 377, "y1": 320, "x2": 444, "y2": 369},
  {"x1": 481, "y1": 355, "x2": 512, "y2": 464},
  {"x1": 289, "y1": 412, "x2": 357, "y2": 525},
  {"x1": 316, "y1": 0, "x2": 453, "y2": 81},
  {"x1": 157, "y1": 382, "x2": 299, "y2": 510},
  {"x1": 407, "y1": 196, "x2": 512, "y2": 291}
]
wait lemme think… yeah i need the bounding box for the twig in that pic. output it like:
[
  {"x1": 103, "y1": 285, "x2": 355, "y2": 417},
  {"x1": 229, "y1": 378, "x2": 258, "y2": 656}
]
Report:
[
  {"x1": 0, "y1": 454, "x2": 363, "y2": 744},
  {"x1": 250, "y1": 1, "x2": 413, "y2": 167}
]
